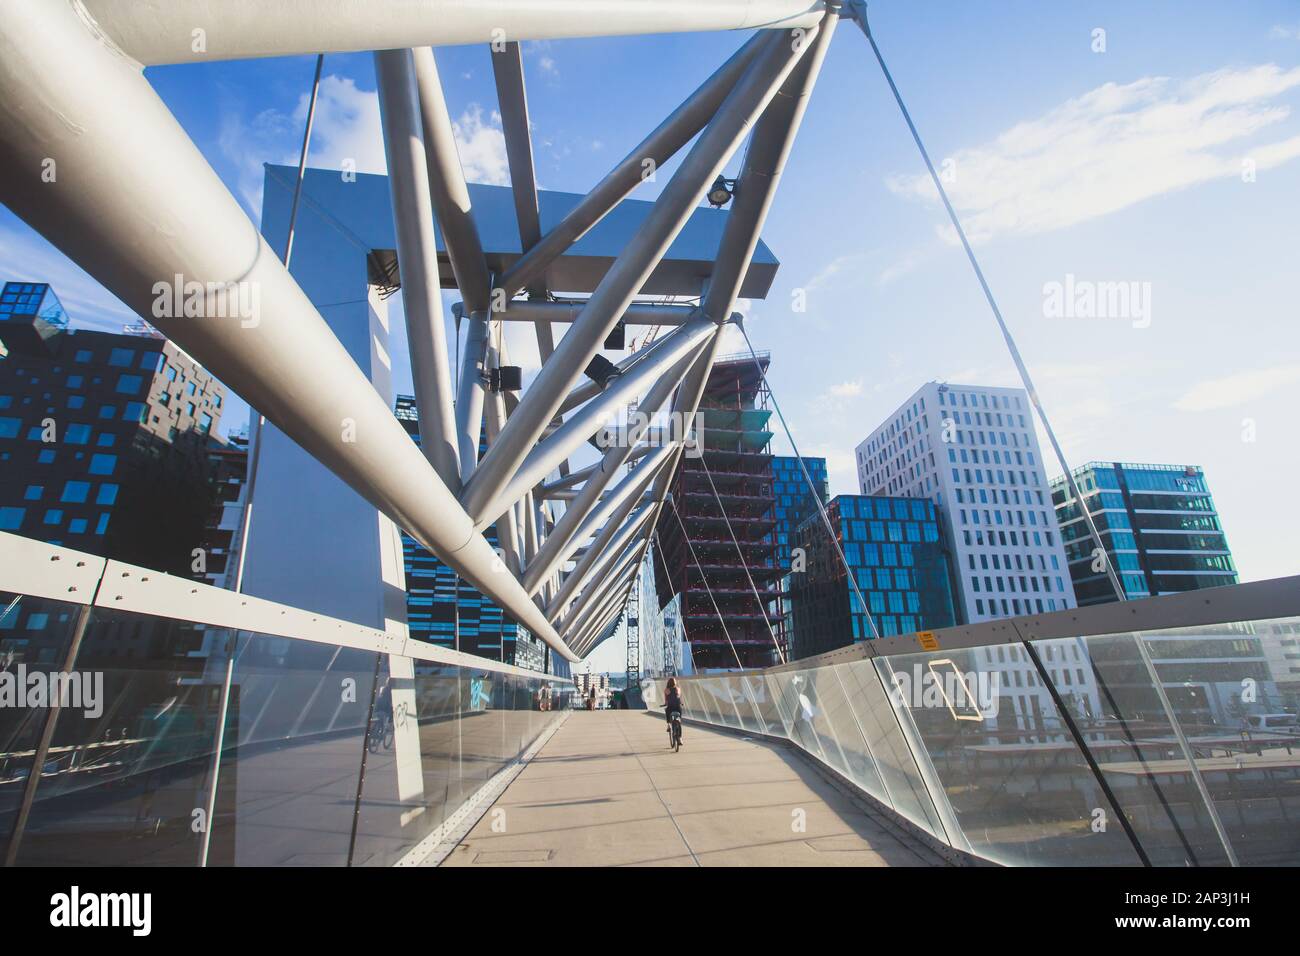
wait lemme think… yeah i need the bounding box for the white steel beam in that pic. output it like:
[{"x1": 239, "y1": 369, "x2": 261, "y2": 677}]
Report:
[
  {"x1": 413, "y1": 47, "x2": 493, "y2": 315},
  {"x1": 477, "y1": 317, "x2": 714, "y2": 527},
  {"x1": 375, "y1": 49, "x2": 461, "y2": 489},
  {"x1": 459, "y1": 27, "x2": 815, "y2": 524},
  {"x1": 0, "y1": 0, "x2": 578, "y2": 660},
  {"x1": 497, "y1": 30, "x2": 768, "y2": 298},
  {"x1": 79, "y1": 1, "x2": 826, "y2": 65}
]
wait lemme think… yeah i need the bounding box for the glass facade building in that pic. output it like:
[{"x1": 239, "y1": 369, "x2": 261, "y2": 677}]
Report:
[
  {"x1": 1051, "y1": 461, "x2": 1238, "y2": 606},
  {"x1": 855, "y1": 383, "x2": 1077, "y2": 626},
  {"x1": 0, "y1": 282, "x2": 226, "y2": 575},
  {"x1": 789, "y1": 494, "x2": 956, "y2": 659},
  {"x1": 771, "y1": 454, "x2": 827, "y2": 656},
  {"x1": 394, "y1": 396, "x2": 553, "y2": 674}
]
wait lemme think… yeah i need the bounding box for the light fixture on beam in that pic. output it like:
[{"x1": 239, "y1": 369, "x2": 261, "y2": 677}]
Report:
[{"x1": 707, "y1": 175, "x2": 736, "y2": 207}]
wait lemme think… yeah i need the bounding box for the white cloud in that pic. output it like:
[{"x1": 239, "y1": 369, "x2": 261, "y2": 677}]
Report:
[
  {"x1": 888, "y1": 64, "x2": 1300, "y2": 242},
  {"x1": 828, "y1": 380, "x2": 863, "y2": 398},
  {"x1": 219, "y1": 74, "x2": 509, "y2": 215},
  {"x1": 451, "y1": 107, "x2": 510, "y2": 186},
  {"x1": 1271, "y1": 25, "x2": 1299, "y2": 40},
  {"x1": 1173, "y1": 364, "x2": 1300, "y2": 412}
]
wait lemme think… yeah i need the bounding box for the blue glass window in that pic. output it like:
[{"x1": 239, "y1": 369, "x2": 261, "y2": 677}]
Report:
[
  {"x1": 61, "y1": 481, "x2": 90, "y2": 503},
  {"x1": 109, "y1": 348, "x2": 135, "y2": 367},
  {"x1": 23, "y1": 485, "x2": 42, "y2": 501},
  {"x1": 65, "y1": 423, "x2": 91, "y2": 444},
  {"x1": 115, "y1": 374, "x2": 142, "y2": 394},
  {"x1": 96, "y1": 484, "x2": 119, "y2": 506},
  {"x1": 89, "y1": 454, "x2": 116, "y2": 476},
  {"x1": 0, "y1": 507, "x2": 24, "y2": 531}
]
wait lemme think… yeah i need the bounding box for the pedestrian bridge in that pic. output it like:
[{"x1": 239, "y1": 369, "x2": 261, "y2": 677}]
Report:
[
  {"x1": 3, "y1": 531, "x2": 1298, "y2": 868},
  {"x1": 441, "y1": 710, "x2": 943, "y2": 867}
]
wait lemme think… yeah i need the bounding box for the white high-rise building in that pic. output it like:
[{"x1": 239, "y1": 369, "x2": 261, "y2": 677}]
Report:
[
  {"x1": 856, "y1": 382, "x2": 1079, "y2": 624},
  {"x1": 855, "y1": 382, "x2": 1090, "y2": 736}
]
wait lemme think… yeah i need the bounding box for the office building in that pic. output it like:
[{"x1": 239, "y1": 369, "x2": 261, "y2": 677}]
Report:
[
  {"x1": 771, "y1": 454, "x2": 827, "y2": 653},
  {"x1": 653, "y1": 354, "x2": 781, "y2": 669},
  {"x1": 0, "y1": 281, "x2": 225, "y2": 575},
  {"x1": 856, "y1": 382, "x2": 1077, "y2": 624},
  {"x1": 789, "y1": 494, "x2": 957, "y2": 659},
  {"x1": 1051, "y1": 461, "x2": 1238, "y2": 605},
  {"x1": 394, "y1": 395, "x2": 551, "y2": 673}
]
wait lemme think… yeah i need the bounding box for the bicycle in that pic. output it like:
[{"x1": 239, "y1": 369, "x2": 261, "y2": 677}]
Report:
[
  {"x1": 667, "y1": 710, "x2": 682, "y2": 752},
  {"x1": 367, "y1": 710, "x2": 394, "y2": 753}
]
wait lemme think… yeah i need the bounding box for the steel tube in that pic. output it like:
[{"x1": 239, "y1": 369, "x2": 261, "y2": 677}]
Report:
[
  {"x1": 458, "y1": 28, "x2": 814, "y2": 524},
  {"x1": 701, "y1": 12, "x2": 838, "y2": 319},
  {"x1": 412, "y1": 46, "x2": 493, "y2": 315},
  {"x1": 497, "y1": 31, "x2": 769, "y2": 298},
  {"x1": 80, "y1": 0, "x2": 826, "y2": 65},
  {"x1": 548, "y1": 501, "x2": 657, "y2": 620},
  {"x1": 455, "y1": 312, "x2": 491, "y2": 481},
  {"x1": 375, "y1": 49, "x2": 461, "y2": 489},
  {"x1": 492, "y1": 301, "x2": 695, "y2": 326},
  {"x1": 480, "y1": 318, "x2": 713, "y2": 526},
  {"x1": 0, "y1": 0, "x2": 577, "y2": 660},
  {"x1": 524, "y1": 348, "x2": 695, "y2": 592}
]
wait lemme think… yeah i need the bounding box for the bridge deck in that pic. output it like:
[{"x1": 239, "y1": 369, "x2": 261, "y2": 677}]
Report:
[{"x1": 441, "y1": 710, "x2": 944, "y2": 867}]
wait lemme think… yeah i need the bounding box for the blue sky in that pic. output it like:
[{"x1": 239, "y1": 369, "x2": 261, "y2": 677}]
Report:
[{"x1": 3, "y1": 2, "x2": 1299, "y2": 671}]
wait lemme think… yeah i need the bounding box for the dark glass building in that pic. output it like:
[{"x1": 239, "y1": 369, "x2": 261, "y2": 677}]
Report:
[
  {"x1": 771, "y1": 454, "x2": 827, "y2": 654},
  {"x1": 394, "y1": 395, "x2": 553, "y2": 674},
  {"x1": 1051, "y1": 461, "x2": 1237, "y2": 606},
  {"x1": 789, "y1": 494, "x2": 957, "y2": 659},
  {"x1": 0, "y1": 282, "x2": 225, "y2": 575}
]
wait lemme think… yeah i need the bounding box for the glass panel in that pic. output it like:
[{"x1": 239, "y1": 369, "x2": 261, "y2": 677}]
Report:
[
  {"x1": 209, "y1": 632, "x2": 378, "y2": 867},
  {"x1": 767, "y1": 670, "x2": 828, "y2": 763},
  {"x1": 1066, "y1": 617, "x2": 1300, "y2": 866},
  {"x1": 823, "y1": 664, "x2": 889, "y2": 803},
  {"x1": 762, "y1": 673, "x2": 795, "y2": 739},
  {"x1": 0, "y1": 593, "x2": 84, "y2": 860},
  {"x1": 12, "y1": 608, "x2": 230, "y2": 866},
  {"x1": 737, "y1": 675, "x2": 770, "y2": 734},
  {"x1": 804, "y1": 665, "x2": 860, "y2": 781},
  {"x1": 874, "y1": 646, "x2": 1142, "y2": 864},
  {"x1": 844, "y1": 658, "x2": 946, "y2": 838}
]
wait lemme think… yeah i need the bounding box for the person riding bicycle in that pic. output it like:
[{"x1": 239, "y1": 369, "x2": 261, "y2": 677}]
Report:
[{"x1": 664, "y1": 677, "x2": 684, "y2": 745}]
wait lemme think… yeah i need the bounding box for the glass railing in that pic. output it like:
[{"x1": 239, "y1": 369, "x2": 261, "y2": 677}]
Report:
[
  {"x1": 0, "y1": 532, "x2": 573, "y2": 867},
  {"x1": 649, "y1": 576, "x2": 1300, "y2": 866}
]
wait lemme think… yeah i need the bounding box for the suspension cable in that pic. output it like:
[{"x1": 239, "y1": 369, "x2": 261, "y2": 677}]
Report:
[
  {"x1": 848, "y1": 9, "x2": 1126, "y2": 606},
  {"x1": 848, "y1": 4, "x2": 1240, "y2": 866},
  {"x1": 233, "y1": 53, "x2": 326, "y2": 595}
]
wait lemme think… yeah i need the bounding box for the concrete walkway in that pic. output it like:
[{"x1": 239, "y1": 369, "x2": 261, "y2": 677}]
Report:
[{"x1": 441, "y1": 710, "x2": 944, "y2": 867}]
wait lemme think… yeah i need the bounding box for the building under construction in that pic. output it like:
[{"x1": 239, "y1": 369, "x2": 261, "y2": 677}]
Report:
[{"x1": 653, "y1": 353, "x2": 782, "y2": 669}]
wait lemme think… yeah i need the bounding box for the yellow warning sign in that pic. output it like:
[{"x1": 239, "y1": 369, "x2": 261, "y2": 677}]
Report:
[{"x1": 916, "y1": 631, "x2": 940, "y2": 651}]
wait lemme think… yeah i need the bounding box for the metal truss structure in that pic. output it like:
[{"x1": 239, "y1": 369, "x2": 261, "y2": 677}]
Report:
[{"x1": 0, "y1": 0, "x2": 839, "y2": 662}]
